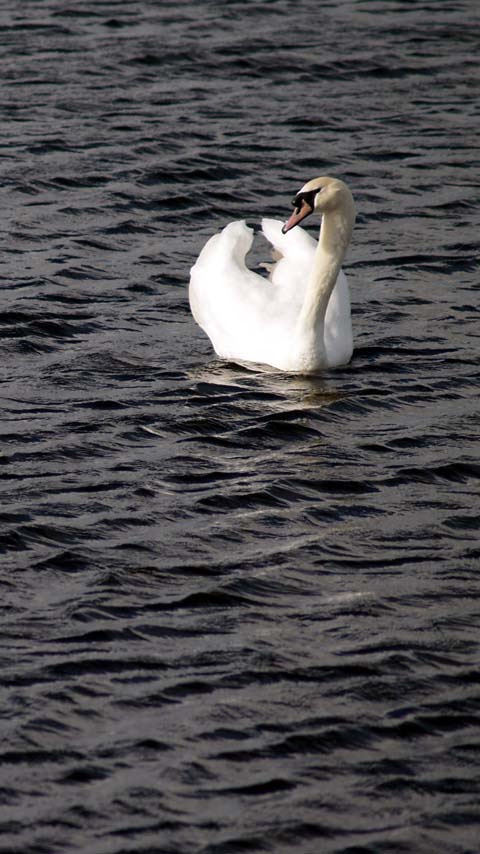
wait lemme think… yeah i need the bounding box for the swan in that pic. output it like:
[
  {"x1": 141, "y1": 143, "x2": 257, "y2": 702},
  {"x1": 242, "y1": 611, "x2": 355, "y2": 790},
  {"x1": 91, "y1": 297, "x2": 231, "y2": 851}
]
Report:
[{"x1": 189, "y1": 176, "x2": 356, "y2": 374}]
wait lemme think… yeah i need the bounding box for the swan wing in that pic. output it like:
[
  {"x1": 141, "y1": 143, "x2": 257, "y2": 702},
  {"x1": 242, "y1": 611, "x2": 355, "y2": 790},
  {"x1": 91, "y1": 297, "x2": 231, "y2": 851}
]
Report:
[
  {"x1": 189, "y1": 220, "x2": 283, "y2": 363},
  {"x1": 323, "y1": 268, "x2": 353, "y2": 367},
  {"x1": 261, "y1": 217, "x2": 316, "y2": 302}
]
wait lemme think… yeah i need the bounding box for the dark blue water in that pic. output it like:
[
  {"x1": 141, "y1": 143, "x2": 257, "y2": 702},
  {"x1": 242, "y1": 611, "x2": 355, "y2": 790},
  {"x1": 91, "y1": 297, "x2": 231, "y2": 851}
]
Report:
[{"x1": 1, "y1": 2, "x2": 479, "y2": 852}]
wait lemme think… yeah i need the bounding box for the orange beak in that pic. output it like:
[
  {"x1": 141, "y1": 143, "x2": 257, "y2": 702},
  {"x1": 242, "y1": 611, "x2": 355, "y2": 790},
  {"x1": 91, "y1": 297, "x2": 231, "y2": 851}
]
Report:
[{"x1": 282, "y1": 199, "x2": 314, "y2": 234}]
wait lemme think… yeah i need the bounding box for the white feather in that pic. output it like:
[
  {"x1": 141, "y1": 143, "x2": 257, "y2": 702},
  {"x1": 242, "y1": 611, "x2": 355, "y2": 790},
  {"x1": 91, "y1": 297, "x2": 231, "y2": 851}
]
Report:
[{"x1": 189, "y1": 177, "x2": 355, "y2": 374}]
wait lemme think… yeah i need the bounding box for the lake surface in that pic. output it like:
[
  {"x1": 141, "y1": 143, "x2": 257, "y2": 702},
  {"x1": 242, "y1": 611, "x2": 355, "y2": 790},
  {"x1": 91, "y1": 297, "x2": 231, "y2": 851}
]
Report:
[{"x1": 1, "y1": 1, "x2": 479, "y2": 853}]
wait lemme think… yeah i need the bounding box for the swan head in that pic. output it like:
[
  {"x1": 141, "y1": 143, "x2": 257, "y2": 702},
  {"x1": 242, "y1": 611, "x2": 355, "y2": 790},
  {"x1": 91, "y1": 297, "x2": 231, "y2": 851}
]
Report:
[{"x1": 282, "y1": 176, "x2": 354, "y2": 234}]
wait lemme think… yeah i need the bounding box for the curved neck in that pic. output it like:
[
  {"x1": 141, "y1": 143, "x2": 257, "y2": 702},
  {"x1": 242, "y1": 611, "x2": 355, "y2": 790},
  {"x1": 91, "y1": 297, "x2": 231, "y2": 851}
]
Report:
[{"x1": 295, "y1": 198, "x2": 355, "y2": 336}]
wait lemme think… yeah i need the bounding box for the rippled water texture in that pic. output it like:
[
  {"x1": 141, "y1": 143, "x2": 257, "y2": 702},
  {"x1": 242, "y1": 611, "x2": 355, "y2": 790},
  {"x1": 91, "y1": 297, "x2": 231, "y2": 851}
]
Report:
[{"x1": 1, "y1": 1, "x2": 479, "y2": 852}]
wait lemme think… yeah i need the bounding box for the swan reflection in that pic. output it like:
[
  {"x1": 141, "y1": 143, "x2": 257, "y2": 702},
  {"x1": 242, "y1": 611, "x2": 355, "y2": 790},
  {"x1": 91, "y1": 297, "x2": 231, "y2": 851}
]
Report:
[{"x1": 187, "y1": 359, "x2": 347, "y2": 412}]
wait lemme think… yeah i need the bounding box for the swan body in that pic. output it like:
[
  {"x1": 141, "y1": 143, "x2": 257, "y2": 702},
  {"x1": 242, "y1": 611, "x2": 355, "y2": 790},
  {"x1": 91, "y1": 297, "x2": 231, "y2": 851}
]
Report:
[{"x1": 189, "y1": 176, "x2": 355, "y2": 374}]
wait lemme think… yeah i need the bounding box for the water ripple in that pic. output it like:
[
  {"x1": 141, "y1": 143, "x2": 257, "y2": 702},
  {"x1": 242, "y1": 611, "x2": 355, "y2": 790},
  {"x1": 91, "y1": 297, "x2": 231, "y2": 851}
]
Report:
[{"x1": 0, "y1": 1, "x2": 479, "y2": 853}]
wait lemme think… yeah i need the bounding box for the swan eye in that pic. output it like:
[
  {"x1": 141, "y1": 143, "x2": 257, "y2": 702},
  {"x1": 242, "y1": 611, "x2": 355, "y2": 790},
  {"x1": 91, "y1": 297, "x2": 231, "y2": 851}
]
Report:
[{"x1": 292, "y1": 189, "x2": 318, "y2": 211}]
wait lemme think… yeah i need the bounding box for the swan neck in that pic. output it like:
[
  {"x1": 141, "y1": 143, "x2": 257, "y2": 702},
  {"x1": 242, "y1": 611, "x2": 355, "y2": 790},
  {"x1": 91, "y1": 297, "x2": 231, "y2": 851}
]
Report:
[{"x1": 298, "y1": 201, "x2": 354, "y2": 332}]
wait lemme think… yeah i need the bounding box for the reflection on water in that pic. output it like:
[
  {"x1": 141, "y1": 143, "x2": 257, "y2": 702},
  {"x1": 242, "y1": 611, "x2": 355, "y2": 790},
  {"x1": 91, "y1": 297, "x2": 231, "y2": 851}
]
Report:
[{"x1": 188, "y1": 359, "x2": 349, "y2": 410}]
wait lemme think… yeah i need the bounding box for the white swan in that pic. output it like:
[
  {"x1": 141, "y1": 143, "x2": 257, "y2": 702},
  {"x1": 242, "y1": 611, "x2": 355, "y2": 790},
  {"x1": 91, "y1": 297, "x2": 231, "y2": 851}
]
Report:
[{"x1": 189, "y1": 176, "x2": 355, "y2": 374}]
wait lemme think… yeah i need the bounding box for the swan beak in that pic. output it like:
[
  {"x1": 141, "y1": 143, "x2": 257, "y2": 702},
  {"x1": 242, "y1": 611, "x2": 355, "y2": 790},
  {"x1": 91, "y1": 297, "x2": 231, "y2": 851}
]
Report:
[{"x1": 281, "y1": 199, "x2": 313, "y2": 234}]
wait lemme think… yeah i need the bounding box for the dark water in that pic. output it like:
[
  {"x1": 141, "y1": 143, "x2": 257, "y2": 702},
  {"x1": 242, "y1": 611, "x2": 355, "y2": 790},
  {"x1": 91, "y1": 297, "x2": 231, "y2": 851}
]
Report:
[{"x1": 1, "y1": 1, "x2": 479, "y2": 852}]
